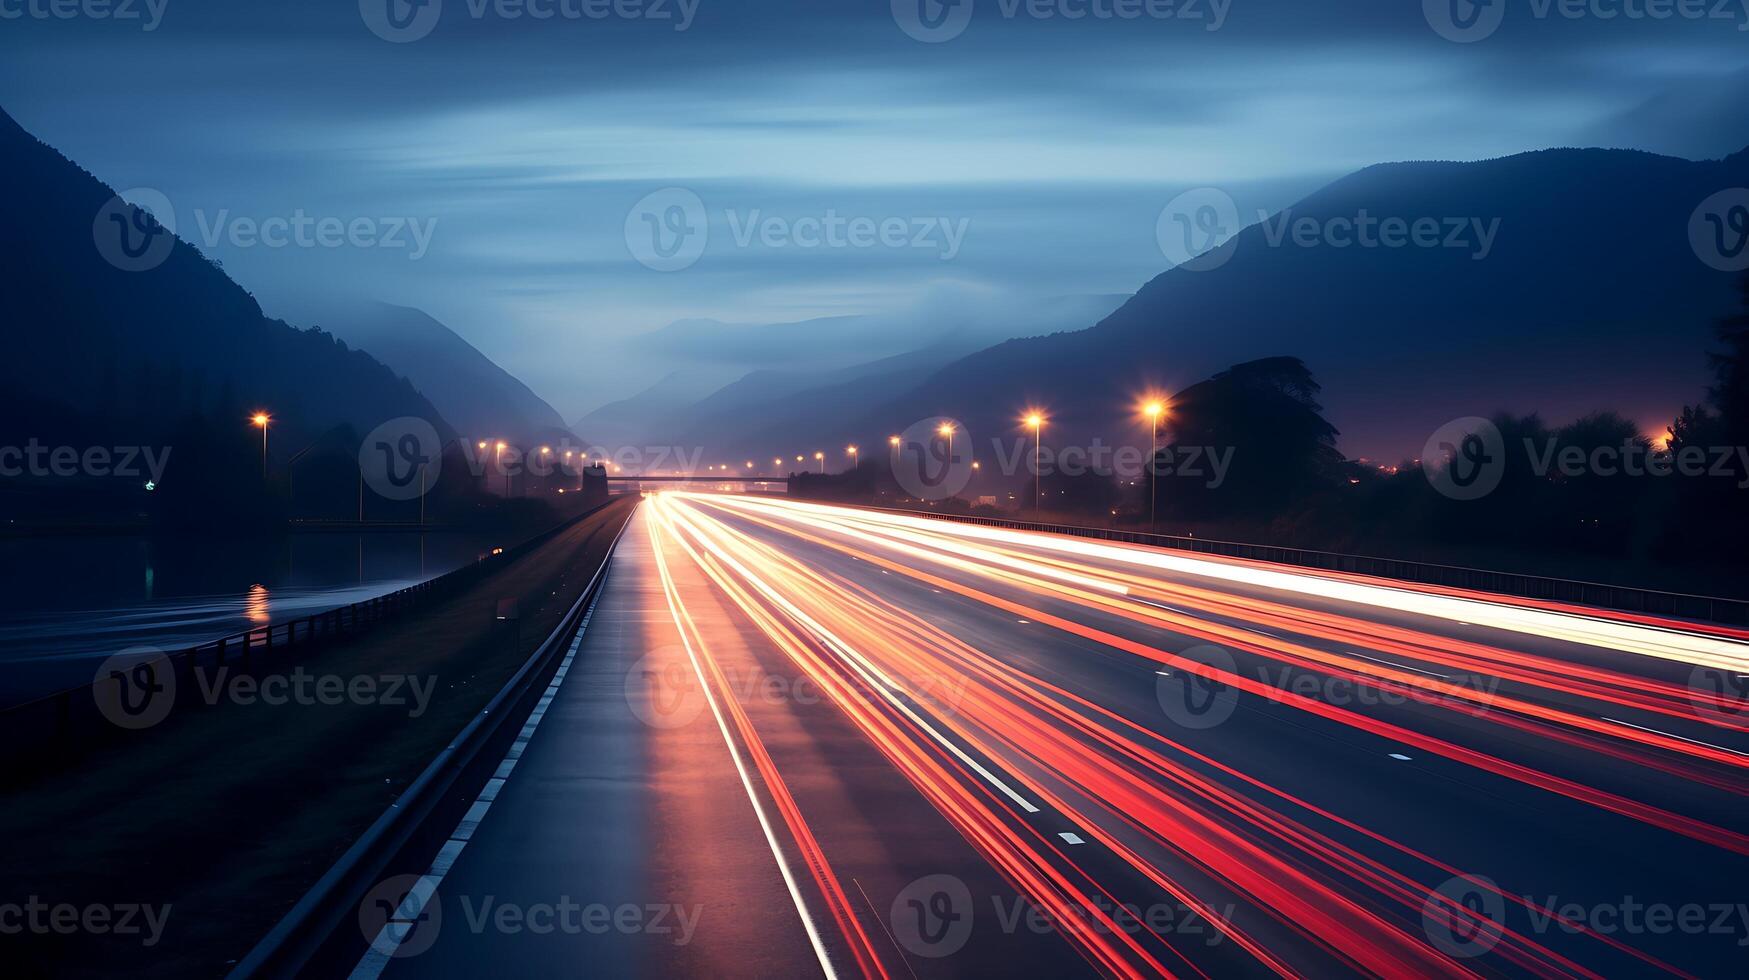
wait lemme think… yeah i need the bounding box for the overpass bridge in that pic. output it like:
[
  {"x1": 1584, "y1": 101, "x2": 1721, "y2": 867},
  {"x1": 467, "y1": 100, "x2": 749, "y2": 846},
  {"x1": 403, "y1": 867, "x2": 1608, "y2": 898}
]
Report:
[{"x1": 604, "y1": 474, "x2": 792, "y2": 490}]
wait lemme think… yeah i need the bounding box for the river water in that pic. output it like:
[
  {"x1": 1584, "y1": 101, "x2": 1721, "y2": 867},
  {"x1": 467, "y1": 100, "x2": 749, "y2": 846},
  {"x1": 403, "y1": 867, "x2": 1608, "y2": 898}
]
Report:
[{"x1": 0, "y1": 531, "x2": 506, "y2": 708}]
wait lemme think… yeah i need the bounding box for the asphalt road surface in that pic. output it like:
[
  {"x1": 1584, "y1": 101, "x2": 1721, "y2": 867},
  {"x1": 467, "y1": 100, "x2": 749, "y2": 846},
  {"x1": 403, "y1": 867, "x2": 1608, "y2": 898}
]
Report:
[{"x1": 359, "y1": 494, "x2": 1749, "y2": 979}]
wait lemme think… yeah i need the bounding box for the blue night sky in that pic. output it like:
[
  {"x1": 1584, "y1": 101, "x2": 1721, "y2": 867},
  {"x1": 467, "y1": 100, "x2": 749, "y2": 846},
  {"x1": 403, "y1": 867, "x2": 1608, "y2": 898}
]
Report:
[{"x1": 3, "y1": 0, "x2": 1745, "y2": 417}]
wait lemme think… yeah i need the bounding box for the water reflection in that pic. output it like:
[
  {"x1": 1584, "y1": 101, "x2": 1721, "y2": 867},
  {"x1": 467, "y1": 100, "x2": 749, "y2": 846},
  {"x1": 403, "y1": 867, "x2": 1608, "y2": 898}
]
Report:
[
  {"x1": 246, "y1": 583, "x2": 270, "y2": 625},
  {"x1": 0, "y1": 531, "x2": 501, "y2": 707}
]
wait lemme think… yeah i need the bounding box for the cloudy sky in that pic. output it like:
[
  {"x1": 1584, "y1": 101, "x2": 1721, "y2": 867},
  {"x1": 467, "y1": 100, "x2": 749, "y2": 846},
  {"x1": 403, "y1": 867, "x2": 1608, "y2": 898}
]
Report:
[{"x1": 2, "y1": 0, "x2": 1745, "y2": 418}]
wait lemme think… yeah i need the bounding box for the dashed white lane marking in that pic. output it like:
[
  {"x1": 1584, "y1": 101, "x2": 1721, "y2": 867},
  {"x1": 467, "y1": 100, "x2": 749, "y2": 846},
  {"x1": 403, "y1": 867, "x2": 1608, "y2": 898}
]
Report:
[
  {"x1": 1134, "y1": 598, "x2": 1195, "y2": 616},
  {"x1": 1347, "y1": 651, "x2": 1451, "y2": 680},
  {"x1": 349, "y1": 596, "x2": 603, "y2": 980},
  {"x1": 1058, "y1": 832, "x2": 1086, "y2": 845},
  {"x1": 662, "y1": 505, "x2": 1043, "y2": 820},
  {"x1": 1601, "y1": 717, "x2": 1747, "y2": 757},
  {"x1": 1388, "y1": 753, "x2": 1413, "y2": 761}
]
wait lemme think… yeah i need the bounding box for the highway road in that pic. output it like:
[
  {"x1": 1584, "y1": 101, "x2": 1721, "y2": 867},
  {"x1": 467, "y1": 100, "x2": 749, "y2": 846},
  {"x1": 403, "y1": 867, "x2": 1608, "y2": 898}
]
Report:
[{"x1": 360, "y1": 494, "x2": 1749, "y2": 979}]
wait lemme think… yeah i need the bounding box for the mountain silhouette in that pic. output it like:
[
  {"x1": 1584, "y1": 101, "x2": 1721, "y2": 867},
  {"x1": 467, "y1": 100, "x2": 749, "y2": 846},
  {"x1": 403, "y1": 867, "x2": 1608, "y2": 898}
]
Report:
[
  {"x1": 610, "y1": 294, "x2": 1126, "y2": 458},
  {"x1": 316, "y1": 302, "x2": 572, "y2": 447},
  {"x1": 846, "y1": 145, "x2": 1749, "y2": 461},
  {"x1": 0, "y1": 105, "x2": 450, "y2": 456}
]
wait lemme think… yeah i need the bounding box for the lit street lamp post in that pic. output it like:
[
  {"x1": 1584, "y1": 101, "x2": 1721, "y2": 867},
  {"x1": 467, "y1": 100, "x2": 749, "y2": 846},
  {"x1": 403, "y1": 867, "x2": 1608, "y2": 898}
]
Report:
[
  {"x1": 251, "y1": 412, "x2": 271, "y2": 480},
  {"x1": 1025, "y1": 413, "x2": 1045, "y2": 516},
  {"x1": 1143, "y1": 401, "x2": 1165, "y2": 531}
]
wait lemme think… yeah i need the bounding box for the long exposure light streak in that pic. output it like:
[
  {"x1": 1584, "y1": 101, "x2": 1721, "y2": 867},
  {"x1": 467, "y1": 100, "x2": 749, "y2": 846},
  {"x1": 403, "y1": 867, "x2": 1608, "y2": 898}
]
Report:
[{"x1": 641, "y1": 493, "x2": 1749, "y2": 978}]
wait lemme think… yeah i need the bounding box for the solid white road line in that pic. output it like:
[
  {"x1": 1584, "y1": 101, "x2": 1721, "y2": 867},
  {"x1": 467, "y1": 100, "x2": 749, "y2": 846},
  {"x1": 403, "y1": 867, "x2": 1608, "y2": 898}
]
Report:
[
  {"x1": 648, "y1": 512, "x2": 842, "y2": 980},
  {"x1": 1600, "y1": 717, "x2": 1746, "y2": 757},
  {"x1": 1346, "y1": 651, "x2": 1451, "y2": 680},
  {"x1": 349, "y1": 597, "x2": 603, "y2": 980}
]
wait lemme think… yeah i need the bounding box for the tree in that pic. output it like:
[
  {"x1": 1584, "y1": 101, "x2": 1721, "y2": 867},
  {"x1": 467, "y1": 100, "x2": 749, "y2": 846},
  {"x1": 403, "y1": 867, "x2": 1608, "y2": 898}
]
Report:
[
  {"x1": 1710, "y1": 270, "x2": 1749, "y2": 445},
  {"x1": 1154, "y1": 357, "x2": 1342, "y2": 519}
]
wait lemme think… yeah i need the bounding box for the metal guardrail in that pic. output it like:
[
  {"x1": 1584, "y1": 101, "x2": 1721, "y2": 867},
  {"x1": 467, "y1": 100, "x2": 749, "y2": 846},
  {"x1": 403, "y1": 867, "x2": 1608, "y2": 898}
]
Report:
[
  {"x1": 882, "y1": 507, "x2": 1749, "y2": 626},
  {"x1": 228, "y1": 503, "x2": 634, "y2": 979},
  {"x1": 0, "y1": 500, "x2": 620, "y2": 774}
]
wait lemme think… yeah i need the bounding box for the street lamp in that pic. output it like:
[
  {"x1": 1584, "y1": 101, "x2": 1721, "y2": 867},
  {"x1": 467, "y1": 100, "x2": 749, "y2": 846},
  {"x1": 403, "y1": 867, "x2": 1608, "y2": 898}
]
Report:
[
  {"x1": 936, "y1": 422, "x2": 955, "y2": 472},
  {"x1": 813, "y1": 451, "x2": 824, "y2": 474},
  {"x1": 496, "y1": 441, "x2": 509, "y2": 497},
  {"x1": 1142, "y1": 400, "x2": 1167, "y2": 531},
  {"x1": 847, "y1": 445, "x2": 858, "y2": 470},
  {"x1": 1024, "y1": 412, "x2": 1045, "y2": 515},
  {"x1": 251, "y1": 412, "x2": 271, "y2": 479}
]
